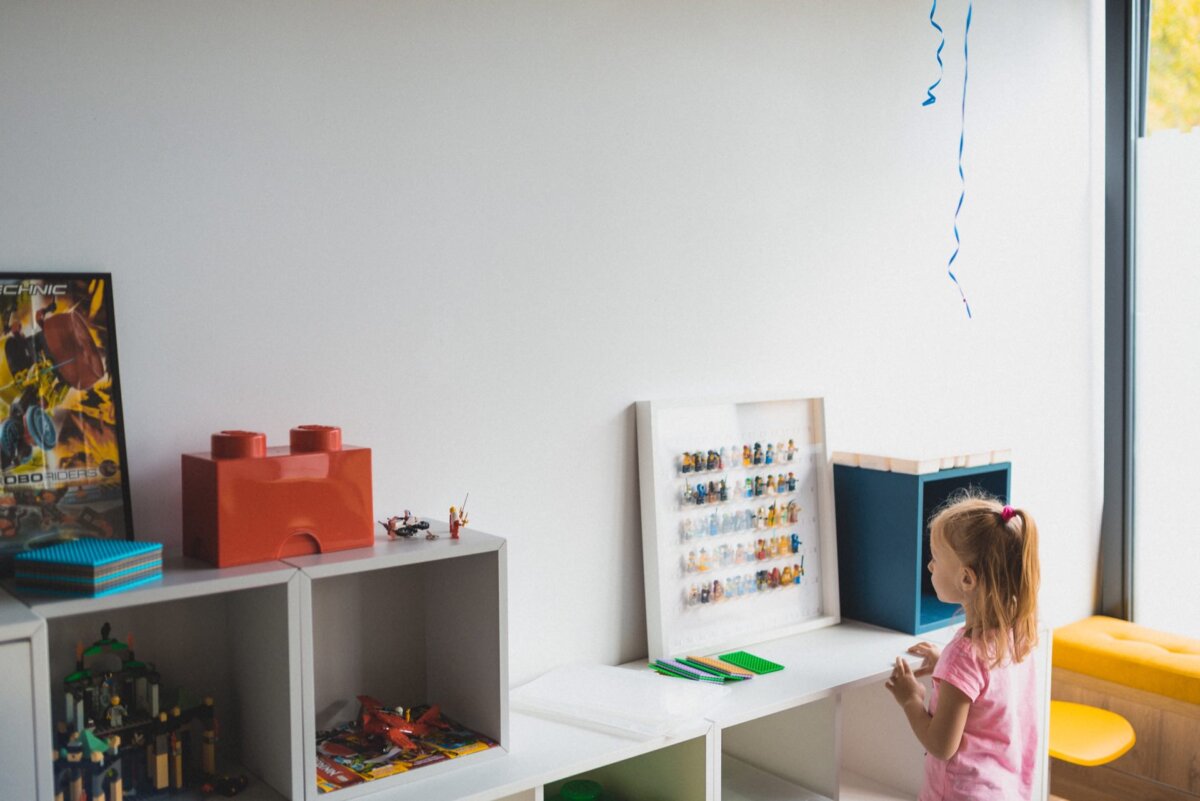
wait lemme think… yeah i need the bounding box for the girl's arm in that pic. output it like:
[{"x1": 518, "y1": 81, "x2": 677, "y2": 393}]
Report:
[{"x1": 886, "y1": 657, "x2": 971, "y2": 760}]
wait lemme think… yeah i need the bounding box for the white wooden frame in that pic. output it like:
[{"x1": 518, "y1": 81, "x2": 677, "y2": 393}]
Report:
[{"x1": 636, "y1": 395, "x2": 840, "y2": 660}]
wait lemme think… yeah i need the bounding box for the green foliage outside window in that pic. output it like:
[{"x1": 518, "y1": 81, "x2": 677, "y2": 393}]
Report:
[{"x1": 1146, "y1": 0, "x2": 1200, "y2": 133}]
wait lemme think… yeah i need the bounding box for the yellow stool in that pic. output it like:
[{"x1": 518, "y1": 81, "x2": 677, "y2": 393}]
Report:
[{"x1": 1048, "y1": 700, "x2": 1135, "y2": 766}]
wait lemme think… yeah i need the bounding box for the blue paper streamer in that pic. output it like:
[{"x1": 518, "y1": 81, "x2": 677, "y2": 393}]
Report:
[
  {"x1": 924, "y1": 1, "x2": 973, "y2": 318},
  {"x1": 946, "y1": 3, "x2": 973, "y2": 318},
  {"x1": 923, "y1": 0, "x2": 945, "y2": 106}
]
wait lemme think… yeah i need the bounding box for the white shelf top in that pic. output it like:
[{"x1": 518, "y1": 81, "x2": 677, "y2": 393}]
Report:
[
  {"x1": 676, "y1": 620, "x2": 961, "y2": 728},
  {"x1": 0, "y1": 585, "x2": 41, "y2": 641},
  {"x1": 5, "y1": 555, "x2": 297, "y2": 619},
  {"x1": 285, "y1": 523, "x2": 505, "y2": 579},
  {"x1": 346, "y1": 711, "x2": 708, "y2": 801}
]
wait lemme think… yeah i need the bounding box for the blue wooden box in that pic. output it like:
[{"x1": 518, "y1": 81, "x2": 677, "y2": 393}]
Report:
[{"x1": 832, "y1": 460, "x2": 1010, "y2": 634}]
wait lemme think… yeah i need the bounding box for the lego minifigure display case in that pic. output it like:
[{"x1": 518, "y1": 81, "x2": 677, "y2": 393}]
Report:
[{"x1": 636, "y1": 396, "x2": 840, "y2": 660}]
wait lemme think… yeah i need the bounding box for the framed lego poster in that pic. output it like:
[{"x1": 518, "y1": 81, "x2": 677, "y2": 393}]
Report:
[
  {"x1": 636, "y1": 395, "x2": 840, "y2": 660},
  {"x1": 0, "y1": 273, "x2": 133, "y2": 569}
]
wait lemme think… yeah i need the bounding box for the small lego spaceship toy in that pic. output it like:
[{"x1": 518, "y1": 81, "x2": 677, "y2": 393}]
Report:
[{"x1": 380, "y1": 511, "x2": 430, "y2": 540}]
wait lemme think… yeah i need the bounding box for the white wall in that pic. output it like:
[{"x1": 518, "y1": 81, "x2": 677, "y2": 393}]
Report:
[{"x1": 0, "y1": 0, "x2": 1102, "y2": 686}]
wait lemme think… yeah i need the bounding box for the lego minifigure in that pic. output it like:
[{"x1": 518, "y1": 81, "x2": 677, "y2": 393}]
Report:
[
  {"x1": 712, "y1": 579, "x2": 724, "y2": 601},
  {"x1": 788, "y1": 472, "x2": 797, "y2": 492},
  {"x1": 706, "y1": 450, "x2": 719, "y2": 471},
  {"x1": 782, "y1": 565, "x2": 795, "y2": 584},
  {"x1": 681, "y1": 452, "x2": 693, "y2": 473},
  {"x1": 742, "y1": 445, "x2": 751, "y2": 466},
  {"x1": 753, "y1": 443, "x2": 763, "y2": 464},
  {"x1": 766, "y1": 475, "x2": 776, "y2": 495},
  {"x1": 787, "y1": 439, "x2": 797, "y2": 461},
  {"x1": 105, "y1": 696, "x2": 126, "y2": 729},
  {"x1": 765, "y1": 443, "x2": 774, "y2": 465},
  {"x1": 448, "y1": 499, "x2": 469, "y2": 539}
]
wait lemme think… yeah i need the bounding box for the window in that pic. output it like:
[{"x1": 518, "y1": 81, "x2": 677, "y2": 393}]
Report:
[{"x1": 1131, "y1": 0, "x2": 1200, "y2": 637}]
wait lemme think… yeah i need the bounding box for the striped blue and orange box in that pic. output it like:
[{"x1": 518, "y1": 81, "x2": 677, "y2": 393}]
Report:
[{"x1": 14, "y1": 538, "x2": 163, "y2": 597}]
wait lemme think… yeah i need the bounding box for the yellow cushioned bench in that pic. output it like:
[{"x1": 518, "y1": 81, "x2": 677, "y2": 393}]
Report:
[
  {"x1": 1051, "y1": 616, "x2": 1200, "y2": 801},
  {"x1": 1054, "y1": 615, "x2": 1200, "y2": 705}
]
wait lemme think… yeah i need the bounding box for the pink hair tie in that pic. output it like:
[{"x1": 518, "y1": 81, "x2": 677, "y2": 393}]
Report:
[{"x1": 1001, "y1": 505, "x2": 1016, "y2": 522}]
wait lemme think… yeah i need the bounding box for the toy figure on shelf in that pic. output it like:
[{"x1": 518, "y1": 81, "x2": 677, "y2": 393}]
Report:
[
  {"x1": 356, "y1": 696, "x2": 451, "y2": 751},
  {"x1": 448, "y1": 495, "x2": 469, "y2": 539},
  {"x1": 380, "y1": 511, "x2": 430, "y2": 540}
]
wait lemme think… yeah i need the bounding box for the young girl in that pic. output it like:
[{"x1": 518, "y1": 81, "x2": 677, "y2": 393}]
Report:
[{"x1": 885, "y1": 492, "x2": 1040, "y2": 801}]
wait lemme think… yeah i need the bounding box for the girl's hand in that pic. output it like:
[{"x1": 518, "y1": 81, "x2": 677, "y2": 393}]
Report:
[
  {"x1": 885, "y1": 657, "x2": 926, "y2": 708},
  {"x1": 906, "y1": 641, "x2": 941, "y2": 678}
]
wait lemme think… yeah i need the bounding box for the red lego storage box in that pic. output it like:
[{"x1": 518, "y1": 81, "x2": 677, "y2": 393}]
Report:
[{"x1": 182, "y1": 425, "x2": 373, "y2": 567}]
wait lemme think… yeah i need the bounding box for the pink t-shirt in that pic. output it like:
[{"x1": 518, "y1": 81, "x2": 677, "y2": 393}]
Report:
[{"x1": 920, "y1": 628, "x2": 1039, "y2": 801}]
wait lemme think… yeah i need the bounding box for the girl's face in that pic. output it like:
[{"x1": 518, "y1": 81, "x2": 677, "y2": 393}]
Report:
[{"x1": 928, "y1": 528, "x2": 973, "y2": 605}]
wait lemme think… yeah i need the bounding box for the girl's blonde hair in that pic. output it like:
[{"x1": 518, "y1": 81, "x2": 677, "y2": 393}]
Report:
[{"x1": 929, "y1": 489, "x2": 1040, "y2": 667}]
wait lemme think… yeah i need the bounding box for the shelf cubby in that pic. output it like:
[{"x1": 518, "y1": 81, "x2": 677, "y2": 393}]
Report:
[
  {"x1": 14, "y1": 558, "x2": 303, "y2": 801},
  {"x1": 833, "y1": 460, "x2": 1010, "y2": 634},
  {"x1": 720, "y1": 697, "x2": 837, "y2": 801},
  {"x1": 0, "y1": 587, "x2": 50, "y2": 801},
  {"x1": 288, "y1": 523, "x2": 509, "y2": 801},
  {"x1": 544, "y1": 731, "x2": 710, "y2": 801}
]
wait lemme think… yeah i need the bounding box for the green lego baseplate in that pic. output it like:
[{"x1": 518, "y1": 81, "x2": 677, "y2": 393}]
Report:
[{"x1": 716, "y1": 650, "x2": 785, "y2": 674}]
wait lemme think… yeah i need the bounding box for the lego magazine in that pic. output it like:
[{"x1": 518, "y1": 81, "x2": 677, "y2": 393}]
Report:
[{"x1": 0, "y1": 273, "x2": 132, "y2": 568}]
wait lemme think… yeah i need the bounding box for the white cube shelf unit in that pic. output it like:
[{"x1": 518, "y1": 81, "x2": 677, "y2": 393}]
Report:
[
  {"x1": 12, "y1": 557, "x2": 304, "y2": 801},
  {"x1": 636, "y1": 396, "x2": 840, "y2": 661},
  {"x1": 0, "y1": 587, "x2": 51, "y2": 801},
  {"x1": 286, "y1": 523, "x2": 509, "y2": 801},
  {"x1": 697, "y1": 621, "x2": 985, "y2": 801}
]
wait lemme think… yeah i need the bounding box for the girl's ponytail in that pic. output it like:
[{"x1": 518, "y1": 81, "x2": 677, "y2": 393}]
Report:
[{"x1": 1009, "y1": 510, "x2": 1040, "y2": 663}]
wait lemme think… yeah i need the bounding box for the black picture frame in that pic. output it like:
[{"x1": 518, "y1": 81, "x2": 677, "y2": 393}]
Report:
[{"x1": 0, "y1": 272, "x2": 133, "y2": 569}]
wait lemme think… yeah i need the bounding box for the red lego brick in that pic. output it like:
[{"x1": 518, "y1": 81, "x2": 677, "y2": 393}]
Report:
[{"x1": 182, "y1": 426, "x2": 373, "y2": 567}]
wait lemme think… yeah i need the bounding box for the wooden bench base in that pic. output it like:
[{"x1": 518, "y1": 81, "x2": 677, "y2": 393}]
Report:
[{"x1": 1051, "y1": 667, "x2": 1200, "y2": 800}]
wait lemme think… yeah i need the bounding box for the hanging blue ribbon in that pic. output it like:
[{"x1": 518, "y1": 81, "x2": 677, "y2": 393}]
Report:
[
  {"x1": 923, "y1": 0, "x2": 945, "y2": 106},
  {"x1": 923, "y1": 1, "x2": 973, "y2": 318},
  {"x1": 946, "y1": 3, "x2": 973, "y2": 318}
]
